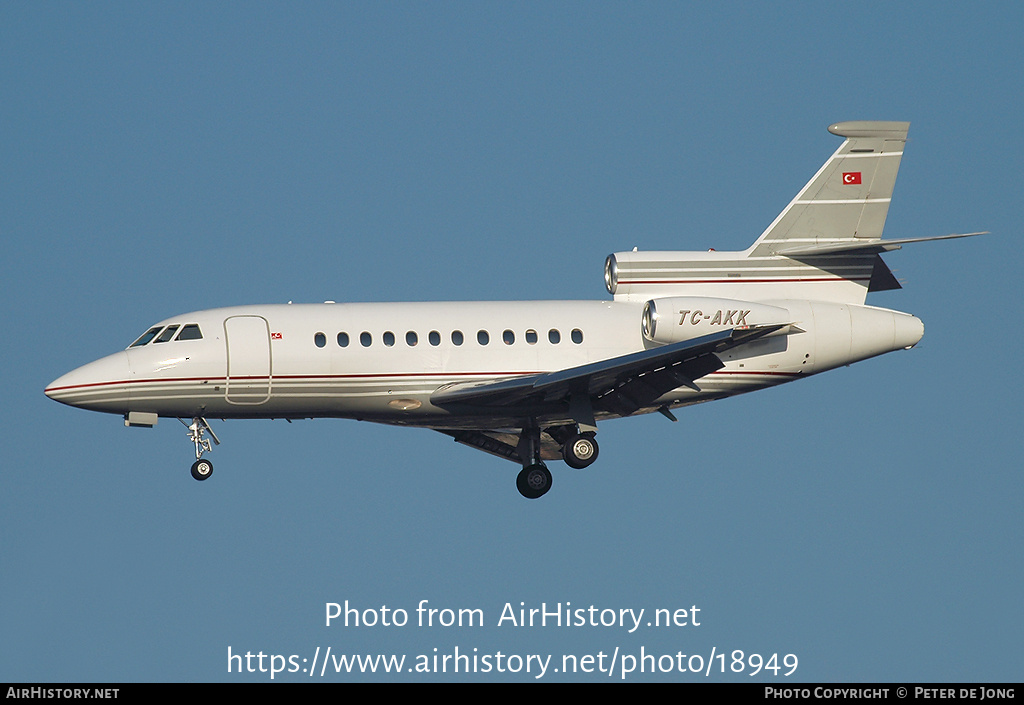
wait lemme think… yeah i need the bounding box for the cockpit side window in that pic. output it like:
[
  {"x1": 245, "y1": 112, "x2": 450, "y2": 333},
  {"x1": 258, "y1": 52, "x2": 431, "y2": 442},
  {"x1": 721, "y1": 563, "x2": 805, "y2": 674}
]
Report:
[
  {"x1": 176, "y1": 324, "x2": 203, "y2": 341},
  {"x1": 154, "y1": 325, "x2": 180, "y2": 343},
  {"x1": 129, "y1": 326, "x2": 163, "y2": 348}
]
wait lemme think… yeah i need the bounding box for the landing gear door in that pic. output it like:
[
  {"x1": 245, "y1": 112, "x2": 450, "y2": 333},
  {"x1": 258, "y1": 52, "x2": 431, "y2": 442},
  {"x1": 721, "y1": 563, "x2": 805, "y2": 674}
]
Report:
[{"x1": 224, "y1": 315, "x2": 272, "y2": 405}]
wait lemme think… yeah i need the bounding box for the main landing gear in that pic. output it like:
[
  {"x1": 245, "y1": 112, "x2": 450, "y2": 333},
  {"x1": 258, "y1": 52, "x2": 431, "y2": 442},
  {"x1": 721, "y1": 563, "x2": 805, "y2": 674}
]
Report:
[
  {"x1": 181, "y1": 417, "x2": 220, "y2": 481},
  {"x1": 515, "y1": 424, "x2": 550, "y2": 499},
  {"x1": 514, "y1": 424, "x2": 601, "y2": 499}
]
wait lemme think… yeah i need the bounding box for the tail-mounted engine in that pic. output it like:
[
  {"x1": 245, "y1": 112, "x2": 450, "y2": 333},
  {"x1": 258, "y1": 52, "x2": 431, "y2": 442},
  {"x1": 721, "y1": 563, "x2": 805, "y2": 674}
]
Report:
[{"x1": 641, "y1": 296, "x2": 792, "y2": 345}]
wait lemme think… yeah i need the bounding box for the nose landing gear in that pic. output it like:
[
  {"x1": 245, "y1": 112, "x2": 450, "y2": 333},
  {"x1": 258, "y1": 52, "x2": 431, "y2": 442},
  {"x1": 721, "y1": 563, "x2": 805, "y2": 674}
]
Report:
[{"x1": 181, "y1": 417, "x2": 219, "y2": 481}]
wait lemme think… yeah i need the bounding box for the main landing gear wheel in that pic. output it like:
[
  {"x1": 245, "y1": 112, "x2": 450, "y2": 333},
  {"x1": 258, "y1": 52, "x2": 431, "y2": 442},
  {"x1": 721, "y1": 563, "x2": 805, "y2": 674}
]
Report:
[
  {"x1": 517, "y1": 463, "x2": 552, "y2": 499},
  {"x1": 191, "y1": 458, "x2": 213, "y2": 481},
  {"x1": 562, "y1": 433, "x2": 599, "y2": 469}
]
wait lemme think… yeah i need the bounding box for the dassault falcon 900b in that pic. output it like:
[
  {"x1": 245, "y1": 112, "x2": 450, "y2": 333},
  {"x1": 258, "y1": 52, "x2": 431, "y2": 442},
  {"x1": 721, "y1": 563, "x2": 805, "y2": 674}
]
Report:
[{"x1": 46, "y1": 121, "x2": 981, "y2": 498}]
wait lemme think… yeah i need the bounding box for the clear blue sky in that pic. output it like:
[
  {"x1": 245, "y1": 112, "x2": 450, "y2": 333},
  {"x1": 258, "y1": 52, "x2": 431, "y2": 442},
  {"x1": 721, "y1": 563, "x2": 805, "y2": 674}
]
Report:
[{"x1": 2, "y1": 2, "x2": 1020, "y2": 682}]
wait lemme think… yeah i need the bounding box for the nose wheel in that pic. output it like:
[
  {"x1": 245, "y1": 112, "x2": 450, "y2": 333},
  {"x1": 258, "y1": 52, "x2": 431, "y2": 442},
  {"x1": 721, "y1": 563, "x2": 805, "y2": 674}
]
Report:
[
  {"x1": 191, "y1": 458, "x2": 213, "y2": 481},
  {"x1": 181, "y1": 417, "x2": 220, "y2": 481}
]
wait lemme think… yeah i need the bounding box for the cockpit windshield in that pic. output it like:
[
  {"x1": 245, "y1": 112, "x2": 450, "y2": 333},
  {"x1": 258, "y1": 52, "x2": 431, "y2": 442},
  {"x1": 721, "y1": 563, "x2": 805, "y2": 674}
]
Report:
[
  {"x1": 128, "y1": 324, "x2": 203, "y2": 348},
  {"x1": 154, "y1": 325, "x2": 180, "y2": 343},
  {"x1": 129, "y1": 326, "x2": 163, "y2": 348}
]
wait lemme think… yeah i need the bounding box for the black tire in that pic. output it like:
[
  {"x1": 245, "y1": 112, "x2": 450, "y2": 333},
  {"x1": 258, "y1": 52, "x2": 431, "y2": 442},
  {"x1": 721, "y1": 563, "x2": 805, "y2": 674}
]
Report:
[
  {"x1": 516, "y1": 463, "x2": 552, "y2": 499},
  {"x1": 562, "y1": 433, "x2": 599, "y2": 469},
  {"x1": 191, "y1": 459, "x2": 213, "y2": 481}
]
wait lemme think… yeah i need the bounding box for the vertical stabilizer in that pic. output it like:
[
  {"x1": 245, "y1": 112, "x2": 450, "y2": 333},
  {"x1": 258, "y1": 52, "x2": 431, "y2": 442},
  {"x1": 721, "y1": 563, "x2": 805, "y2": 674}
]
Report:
[{"x1": 746, "y1": 121, "x2": 909, "y2": 257}]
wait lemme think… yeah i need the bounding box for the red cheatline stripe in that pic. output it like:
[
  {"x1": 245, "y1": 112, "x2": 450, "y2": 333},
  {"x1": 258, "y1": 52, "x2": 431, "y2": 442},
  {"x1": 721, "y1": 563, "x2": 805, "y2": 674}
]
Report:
[
  {"x1": 48, "y1": 368, "x2": 802, "y2": 394},
  {"x1": 711, "y1": 370, "x2": 801, "y2": 377},
  {"x1": 46, "y1": 377, "x2": 214, "y2": 393},
  {"x1": 620, "y1": 277, "x2": 870, "y2": 284},
  {"x1": 45, "y1": 371, "x2": 541, "y2": 393}
]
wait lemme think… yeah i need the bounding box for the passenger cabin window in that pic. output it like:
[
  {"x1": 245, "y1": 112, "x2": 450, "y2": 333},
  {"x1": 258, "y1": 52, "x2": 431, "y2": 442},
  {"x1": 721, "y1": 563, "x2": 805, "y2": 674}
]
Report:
[
  {"x1": 310, "y1": 325, "x2": 576, "y2": 349},
  {"x1": 176, "y1": 324, "x2": 203, "y2": 341}
]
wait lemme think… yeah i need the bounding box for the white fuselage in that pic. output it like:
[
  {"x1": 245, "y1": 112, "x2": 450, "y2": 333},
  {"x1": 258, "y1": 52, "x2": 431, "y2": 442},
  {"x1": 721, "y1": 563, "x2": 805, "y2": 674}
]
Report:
[{"x1": 44, "y1": 298, "x2": 923, "y2": 431}]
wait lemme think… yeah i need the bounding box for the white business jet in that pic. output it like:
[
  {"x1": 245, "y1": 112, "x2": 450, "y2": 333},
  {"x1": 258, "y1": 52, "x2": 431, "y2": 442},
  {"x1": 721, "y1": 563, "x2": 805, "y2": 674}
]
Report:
[{"x1": 46, "y1": 121, "x2": 980, "y2": 498}]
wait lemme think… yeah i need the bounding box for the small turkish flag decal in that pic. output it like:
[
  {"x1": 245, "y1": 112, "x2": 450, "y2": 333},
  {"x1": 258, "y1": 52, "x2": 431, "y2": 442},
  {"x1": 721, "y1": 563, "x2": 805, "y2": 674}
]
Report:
[{"x1": 842, "y1": 172, "x2": 862, "y2": 185}]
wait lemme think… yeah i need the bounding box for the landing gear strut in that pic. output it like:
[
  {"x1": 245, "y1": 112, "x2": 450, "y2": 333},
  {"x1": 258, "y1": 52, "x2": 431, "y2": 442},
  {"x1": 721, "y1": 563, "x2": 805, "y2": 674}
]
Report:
[{"x1": 181, "y1": 417, "x2": 219, "y2": 481}]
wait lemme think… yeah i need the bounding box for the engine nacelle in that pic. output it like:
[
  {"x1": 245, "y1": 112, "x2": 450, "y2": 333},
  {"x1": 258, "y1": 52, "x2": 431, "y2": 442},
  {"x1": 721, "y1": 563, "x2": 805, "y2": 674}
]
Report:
[{"x1": 641, "y1": 296, "x2": 792, "y2": 344}]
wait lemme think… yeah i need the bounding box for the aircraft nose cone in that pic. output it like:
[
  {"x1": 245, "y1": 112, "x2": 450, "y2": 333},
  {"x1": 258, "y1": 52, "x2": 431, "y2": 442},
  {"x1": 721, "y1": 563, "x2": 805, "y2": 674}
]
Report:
[
  {"x1": 894, "y1": 313, "x2": 925, "y2": 350},
  {"x1": 45, "y1": 352, "x2": 132, "y2": 412}
]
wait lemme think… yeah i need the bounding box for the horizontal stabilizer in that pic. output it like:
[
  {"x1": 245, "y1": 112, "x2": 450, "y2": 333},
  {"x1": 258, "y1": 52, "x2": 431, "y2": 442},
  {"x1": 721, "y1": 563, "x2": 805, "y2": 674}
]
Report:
[{"x1": 775, "y1": 231, "x2": 986, "y2": 257}]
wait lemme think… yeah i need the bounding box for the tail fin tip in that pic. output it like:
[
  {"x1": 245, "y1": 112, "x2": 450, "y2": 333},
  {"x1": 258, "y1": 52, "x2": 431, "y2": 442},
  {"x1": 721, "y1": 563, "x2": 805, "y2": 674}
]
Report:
[{"x1": 828, "y1": 121, "x2": 910, "y2": 139}]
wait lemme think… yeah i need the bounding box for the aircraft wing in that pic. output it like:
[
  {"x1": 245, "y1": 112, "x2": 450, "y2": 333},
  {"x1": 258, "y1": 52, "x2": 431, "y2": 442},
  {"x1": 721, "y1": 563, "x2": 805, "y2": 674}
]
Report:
[
  {"x1": 431, "y1": 324, "x2": 788, "y2": 416},
  {"x1": 431, "y1": 325, "x2": 790, "y2": 464}
]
